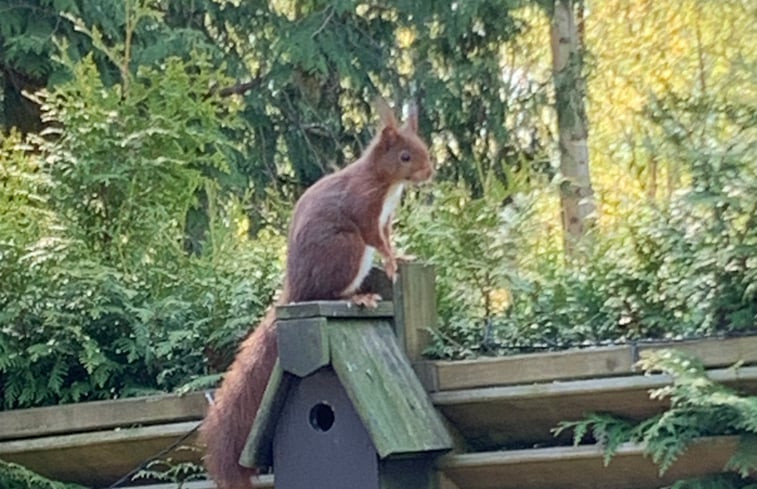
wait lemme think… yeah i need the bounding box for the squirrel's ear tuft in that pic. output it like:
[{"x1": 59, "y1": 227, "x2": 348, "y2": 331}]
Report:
[
  {"x1": 375, "y1": 96, "x2": 397, "y2": 128},
  {"x1": 404, "y1": 103, "x2": 419, "y2": 133}
]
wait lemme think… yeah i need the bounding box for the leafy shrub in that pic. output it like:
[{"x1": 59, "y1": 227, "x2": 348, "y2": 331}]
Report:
[
  {"x1": 0, "y1": 53, "x2": 283, "y2": 409},
  {"x1": 398, "y1": 172, "x2": 537, "y2": 358},
  {"x1": 410, "y1": 93, "x2": 756, "y2": 359},
  {"x1": 555, "y1": 349, "x2": 757, "y2": 481}
]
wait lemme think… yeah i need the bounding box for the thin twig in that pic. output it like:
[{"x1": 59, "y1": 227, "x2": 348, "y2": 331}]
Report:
[
  {"x1": 218, "y1": 79, "x2": 261, "y2": 97},
  {"x1": 311, "y1": 6, "x2": 335, "y2": 39}
]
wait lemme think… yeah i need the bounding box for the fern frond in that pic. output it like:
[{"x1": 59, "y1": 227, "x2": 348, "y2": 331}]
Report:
[
  {"x1": 174, "y1": 373, "x2": 223, "y2": 394},
  {"x1": 0, "y1": 460, "x2": 86, "y2": 489},
  {"x1": 725, "y1": 435, "x2": 757, "y2": 479}
]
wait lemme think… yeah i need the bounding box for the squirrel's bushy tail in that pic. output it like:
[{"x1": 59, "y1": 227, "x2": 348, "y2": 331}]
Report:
[{"x1": 202, "y1": 309, "x2": 278, "y2": 489}]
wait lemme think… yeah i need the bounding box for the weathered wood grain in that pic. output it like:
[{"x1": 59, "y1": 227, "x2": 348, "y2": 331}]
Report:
[
  {"x1": 0, "y1": 422, "x2": 200, "y2": 487},
  {"x1": 329, "y1": 319, "x2": 452, "y2": 458},
  {"x1": 430, "y1": 345, "x2": 633, "y2": 391},
  {"x1": 0, "y1": 392, "x2": 207, "y2": 441},
  {"x1": 421, "y1": 334, "x2": 757, "y2": 391},
  {"x1": 393, "y1": 262, "x2": 438, "y2": 362},
  {"x1": 638, "y1": 335, "x2": 757, "y2": 367},
  {"x1": 438, "y1": 436, "x2": 740, "y2": 489}
]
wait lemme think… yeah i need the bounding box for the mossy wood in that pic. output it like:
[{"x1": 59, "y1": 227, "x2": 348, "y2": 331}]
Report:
[{"x1": 329, "y1": 319, "x2": 451, "y2": 457}]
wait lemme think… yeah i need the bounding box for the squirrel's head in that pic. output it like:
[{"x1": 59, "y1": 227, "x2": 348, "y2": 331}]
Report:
[{"x1": 371, "y1": 98, "x2": 434, "y2": 184}]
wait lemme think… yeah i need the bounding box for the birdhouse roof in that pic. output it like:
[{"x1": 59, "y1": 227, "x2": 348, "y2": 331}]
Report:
[{"x1": 239, "y1": 301, "x2": 453, "y2": 468}]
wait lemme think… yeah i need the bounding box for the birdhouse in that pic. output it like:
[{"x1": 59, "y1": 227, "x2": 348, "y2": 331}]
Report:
[{"x1": 239, "y1": 264, "x2": 453, "y2": 489}]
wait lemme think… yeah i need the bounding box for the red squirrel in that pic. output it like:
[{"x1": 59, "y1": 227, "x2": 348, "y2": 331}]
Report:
[{"x1": 201, "y1": 99, "x2": 433, "y2": 489}]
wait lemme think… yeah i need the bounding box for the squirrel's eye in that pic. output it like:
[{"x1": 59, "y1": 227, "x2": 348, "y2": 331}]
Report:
[{"x1": 400, "y1": 150, "x2": 411, "y2": 162}]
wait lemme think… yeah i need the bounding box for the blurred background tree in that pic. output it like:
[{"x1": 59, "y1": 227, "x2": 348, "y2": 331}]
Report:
[{"x1": 0, "y1": 0, "x2": 755, "y2": 406}]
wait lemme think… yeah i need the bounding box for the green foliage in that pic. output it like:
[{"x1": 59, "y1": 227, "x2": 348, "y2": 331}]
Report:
[
  {"x1": 555, "y1": 349, "x2": 757, "y2": 482},
  {"x1": 34, "y1": 51, "x2": 240, "y2": 260},
  {"x1": 0, "y1": 460, "x2": 86, "y2": 489},
  {"x1": 399, "y1": 171, "x2": 537, "y2": 358},
  {"x1": 553, "y1": 412, "x2": 636, "y2": 466},
  {"x1": 1, "y1": 0, "x2": 755, "y2": 410},
  {"x1": 132, "y1": 450, "x2": 205, "y2": 486},
  {"x1": 0, "y1": 52, "x2": 283, "y2": 409},
  {"x1": 666, "y1": 474, "x2": 757, "y2": 489},
  {"x1": 0, "y1": 205, "x2": 283, "y2": 407},
  {"x1": 418, "y1": 87, "x2": 756, "y2": 358},
  {"x1": 0, "y1": 0, "x2": 223, "y2": 130}
]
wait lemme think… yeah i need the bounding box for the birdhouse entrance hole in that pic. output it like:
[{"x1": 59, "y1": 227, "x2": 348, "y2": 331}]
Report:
[{"x1": 309, "y1": 402, "x2": 334, "y2": 432}]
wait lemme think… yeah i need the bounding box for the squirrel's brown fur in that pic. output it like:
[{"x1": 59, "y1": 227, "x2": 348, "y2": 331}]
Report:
[{"x1": 201, "y1": 99, "x2": 432, "y2": 488}]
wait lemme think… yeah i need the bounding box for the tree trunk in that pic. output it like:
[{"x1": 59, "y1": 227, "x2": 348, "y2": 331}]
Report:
[{"x1": 550, "y1": 0, "x2": 596, "y2": 255}]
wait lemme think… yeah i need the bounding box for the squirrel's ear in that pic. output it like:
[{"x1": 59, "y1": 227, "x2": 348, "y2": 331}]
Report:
[
  {"x1": 404, "y1": 103, "x2": 419, "y2": 133},
  {"x1": 379, "y1": 125, "x2": 398, "y2": 150},
  {"x1": 374, "y1": 96, "x2": 397, "y2": 128}
]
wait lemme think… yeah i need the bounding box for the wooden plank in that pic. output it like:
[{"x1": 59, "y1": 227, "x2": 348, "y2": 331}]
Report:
[
  {"x1": 329, "y1": 319, "x2": 453, "y2": 458},
  {"x1": 432, "y1": 366, "x2": 757, "y2": 449},
  {"x1": 0, "y1": 422, "x2": 201, "y2": 487},
  {"x1": 425, "y1": 334, "x2": 757, "y2": 391},
  {"x1": 130, "y1": 475, "x2": 275, "y2": 489},
  {"x1": 413, "y1": 361, "x2": 440, "y2": 392},
  {"x1": 393, "y1": 262, "x2": 438, "y2": 362},
  {"x1": 438, "y1": 436, "x2": 740, "y2": 489},
  {"x1": 433, "y1": 345, "x2": 634, "y2": 391},
  {"x1": 638, "y1": 335, "x2": 757, "y2": 368},
  {"x1": 0, "y1": 392, "x2": 208, "y2": 441},
  {"x1": 275, "y1": 300, "x2": 394, "y2": 320}
]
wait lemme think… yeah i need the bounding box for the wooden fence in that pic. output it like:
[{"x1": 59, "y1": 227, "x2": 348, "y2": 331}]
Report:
[{"x1": 1, "y1": 264, "x2": 755, "y2": 488}]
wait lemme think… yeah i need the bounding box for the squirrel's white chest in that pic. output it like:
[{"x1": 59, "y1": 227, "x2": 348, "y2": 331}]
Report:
[{"x1": 379, "y1": 183, "x2": 404, "y2": 228}]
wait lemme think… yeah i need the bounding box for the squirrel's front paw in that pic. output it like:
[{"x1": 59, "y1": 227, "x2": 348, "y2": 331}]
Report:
[
  {"x1": 396, "y1": 253, "x2": 416, "y2": 263},
  {"x1": 350, "y1": 293, "x2": 382, "y2": 309}
]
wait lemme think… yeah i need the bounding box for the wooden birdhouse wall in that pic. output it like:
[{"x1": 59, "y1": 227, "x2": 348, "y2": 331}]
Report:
[{"x1": 272, "y1": 368, "x2": 380, "y2": 489}]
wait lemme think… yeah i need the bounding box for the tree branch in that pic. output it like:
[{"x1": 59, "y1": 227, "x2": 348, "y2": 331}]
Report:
[{"x1": 217, "y1": 80, "x2": 261, "y2": 97}]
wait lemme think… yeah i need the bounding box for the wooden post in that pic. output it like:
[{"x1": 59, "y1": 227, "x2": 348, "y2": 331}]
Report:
[{"x1": 392, "y1": 262, "x2": 438, "y2": 362}]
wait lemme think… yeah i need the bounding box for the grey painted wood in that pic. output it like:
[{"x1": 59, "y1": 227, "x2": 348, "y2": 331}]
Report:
[
  {"x1": 277, "y1": 317, "x2": 329, "y2": 377},
  {"x1": 273, "y1": 368, "x2": 380, "y2": 489}
]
